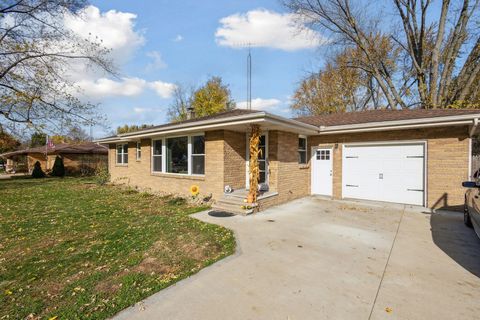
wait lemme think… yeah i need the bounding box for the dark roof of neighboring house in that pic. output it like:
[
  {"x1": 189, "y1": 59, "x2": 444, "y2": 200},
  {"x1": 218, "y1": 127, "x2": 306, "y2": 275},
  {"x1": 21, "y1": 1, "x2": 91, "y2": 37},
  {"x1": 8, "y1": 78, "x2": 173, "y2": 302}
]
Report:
[
  {"x1": 0, "y1": 142, "x2": 108, "y2": 158},
  {"x1": 294, "y1": 108, "x2": 480, "y2": 127},
  {"x1": 118, "y1": 108, "x2": 261, "y2": 137}
]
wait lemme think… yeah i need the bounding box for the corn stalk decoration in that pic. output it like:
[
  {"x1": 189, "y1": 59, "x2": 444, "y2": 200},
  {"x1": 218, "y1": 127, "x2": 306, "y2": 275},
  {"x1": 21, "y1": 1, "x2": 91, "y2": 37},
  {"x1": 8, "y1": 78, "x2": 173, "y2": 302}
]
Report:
[{"x1": 248, "y1": 124, "x2": 262, "y2": 204}]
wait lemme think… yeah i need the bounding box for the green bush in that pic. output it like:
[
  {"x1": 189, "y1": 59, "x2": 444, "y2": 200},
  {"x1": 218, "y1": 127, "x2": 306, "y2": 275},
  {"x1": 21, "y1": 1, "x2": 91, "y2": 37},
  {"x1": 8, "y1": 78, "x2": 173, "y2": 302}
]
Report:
[
  {"x1": 31, "y1": 161, "x2": 45, "y2": 178},
  {"x1": 51, "y1": 156, "x2": 65, "y2": 177},
  {"x1": 94, "y1": 163, "x2": 110, "y2": 185}
]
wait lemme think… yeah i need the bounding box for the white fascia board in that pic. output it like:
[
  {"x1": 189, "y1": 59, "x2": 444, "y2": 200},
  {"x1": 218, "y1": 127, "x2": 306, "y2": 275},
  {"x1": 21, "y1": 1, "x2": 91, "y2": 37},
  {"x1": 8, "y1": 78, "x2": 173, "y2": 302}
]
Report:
[
  {"x1": 107, "y1": 113, "x2": 318, "y2": 141},
  {"x1": 118, "y1": 112, "x2": 267, "y2": 137},
  {"x1": 319, "y1": 119, "x2": 473, "y2": 135},
  {"x1": 94, "y1": 138, "x2": 125, "y2": 144},
  {"x1": 264, "y1": 113, "x2": 319, "y2": 133},
  {"x1": 319, "y1": 114, "x2": 480, "y2": 133},
  {"x1": 113, "y1": 118, "x2": 266, "y2": 140}
]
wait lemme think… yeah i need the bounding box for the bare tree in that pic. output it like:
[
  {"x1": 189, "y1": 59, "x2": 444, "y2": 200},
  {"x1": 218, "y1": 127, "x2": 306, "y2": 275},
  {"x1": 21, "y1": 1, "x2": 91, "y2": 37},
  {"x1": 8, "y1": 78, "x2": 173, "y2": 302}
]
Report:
[
  {"x1": 292, "y1": 45, "x2": 386, "y2": 115},
  {"x1": 0, "y1": 0, "x2": 114, "y2": 132},
  {"x1": 285, "y1": 0, "x2": 480, "y2": 109},
  {"x1": 167, "y1": 84, "x2": 193, "y2": 122}
]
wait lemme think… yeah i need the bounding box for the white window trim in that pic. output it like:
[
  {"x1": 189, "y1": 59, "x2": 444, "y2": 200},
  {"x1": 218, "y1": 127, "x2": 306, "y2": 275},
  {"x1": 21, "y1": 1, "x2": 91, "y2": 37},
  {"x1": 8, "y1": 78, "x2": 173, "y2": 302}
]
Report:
[
  {"x1": 136, "y1": 141, "x2": 141, "y2": 161},
  {"x1": 116, "y1": 143, "x2": 128, "y2": 165},
  {"x1": 298, "y1": 135, "x2": 307, "y2": 164},
  {"x1": 150, "y1": 132, "x2": 205, "y2": 176},
  {"x1": 151, "y1": 139, "x2": 163, "y2": 173},
  {"x1": 191, "y1": 135, "x2": 206, "y2": 175}
]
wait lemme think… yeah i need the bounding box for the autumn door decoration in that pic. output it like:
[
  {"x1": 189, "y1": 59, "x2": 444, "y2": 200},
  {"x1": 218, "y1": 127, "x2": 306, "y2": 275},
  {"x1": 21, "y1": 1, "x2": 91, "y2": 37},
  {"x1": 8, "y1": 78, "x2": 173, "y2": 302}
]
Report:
[{"x1": 248, "y1": 124, "x2": 262, "y2": 204}]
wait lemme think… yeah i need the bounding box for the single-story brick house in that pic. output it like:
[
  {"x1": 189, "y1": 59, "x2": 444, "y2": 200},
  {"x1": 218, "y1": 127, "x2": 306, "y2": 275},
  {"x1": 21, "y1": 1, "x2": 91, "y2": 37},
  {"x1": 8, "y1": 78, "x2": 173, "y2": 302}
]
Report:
[
  {"x1": 96, "y1": 108, "x2": 480, "y2": 213},
  {"x1": 1, "y1": 142, "x2": 108, "y2": 175}
]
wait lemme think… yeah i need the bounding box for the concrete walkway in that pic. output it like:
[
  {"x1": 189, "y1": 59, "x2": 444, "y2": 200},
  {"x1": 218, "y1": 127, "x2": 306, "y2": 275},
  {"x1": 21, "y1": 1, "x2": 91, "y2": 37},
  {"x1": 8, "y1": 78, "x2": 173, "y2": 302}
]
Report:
[{"x1": 114, "y1": 197, "x2": 480, "y2": 320}]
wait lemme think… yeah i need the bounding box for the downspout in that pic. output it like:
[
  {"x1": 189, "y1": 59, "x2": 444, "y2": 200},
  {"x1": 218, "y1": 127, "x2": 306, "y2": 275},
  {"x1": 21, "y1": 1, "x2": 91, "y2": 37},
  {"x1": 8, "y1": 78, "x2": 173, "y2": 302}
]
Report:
[
  {"x1": 469, "y1": 118, "x2": 478, "y2": 180},
  {"x1": 469, "y1": 118, "x2": 479, "y2": 137}
]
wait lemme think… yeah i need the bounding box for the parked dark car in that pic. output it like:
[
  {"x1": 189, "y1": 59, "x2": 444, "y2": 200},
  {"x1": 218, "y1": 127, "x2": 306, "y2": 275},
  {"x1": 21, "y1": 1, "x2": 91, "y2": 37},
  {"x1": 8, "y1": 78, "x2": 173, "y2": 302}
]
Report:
[{"x1": 463, "y1": 180, "x2": 480, "y2": 239}]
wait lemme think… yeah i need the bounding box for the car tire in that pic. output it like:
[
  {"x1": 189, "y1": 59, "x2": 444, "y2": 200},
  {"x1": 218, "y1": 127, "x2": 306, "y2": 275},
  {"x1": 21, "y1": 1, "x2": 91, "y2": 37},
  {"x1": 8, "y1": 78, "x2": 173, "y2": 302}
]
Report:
[{"x1": 464, "y1": 197, "x2": 473, "y2": 228}]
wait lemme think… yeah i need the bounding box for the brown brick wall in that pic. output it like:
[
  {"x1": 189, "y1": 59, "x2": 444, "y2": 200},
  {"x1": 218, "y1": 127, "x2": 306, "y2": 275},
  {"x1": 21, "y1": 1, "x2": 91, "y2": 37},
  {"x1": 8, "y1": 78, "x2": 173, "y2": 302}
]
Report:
[
  {"x1": 28, "y1": 153, "x2": 107, "y2": 174},
  {"x1": 62, "y1": 154, "x2": 107, "y2": 174},
  {"x1": 262, "y1": 131, "x2": 310, "y2": 208},
  {"x1": 223, "y1": 130, "x2": 246, "y2": 190},
  {"x1": 107, "y1": 129, "x2": 310, "y2": 209},
  {"x1": 309, "y1": 126, "x2": 470, "y2": 210},
  {"x1": 108, "y1": 131, "x2": 226, "y2": 199}
]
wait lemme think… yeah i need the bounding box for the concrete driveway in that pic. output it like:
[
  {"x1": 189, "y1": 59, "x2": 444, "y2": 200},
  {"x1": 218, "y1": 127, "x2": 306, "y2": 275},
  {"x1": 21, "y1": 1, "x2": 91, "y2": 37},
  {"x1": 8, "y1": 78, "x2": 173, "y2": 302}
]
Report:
[{"x1": 114, "y1": 197, "x2": 480, "y2": 320}]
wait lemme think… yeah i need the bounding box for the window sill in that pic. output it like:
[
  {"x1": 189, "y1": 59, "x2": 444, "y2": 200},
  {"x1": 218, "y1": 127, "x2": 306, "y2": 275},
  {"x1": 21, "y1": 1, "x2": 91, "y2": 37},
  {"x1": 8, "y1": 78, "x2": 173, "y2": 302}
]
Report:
[
  {"x1": 151, "y1": 172, "x2": 205, "y2": 180},
  {"x1": 298, "y1": 164, "x2": 309, "y2": 169},
  {"x1": 115, "y1": 164, "x2": 128, "y2": 167}
]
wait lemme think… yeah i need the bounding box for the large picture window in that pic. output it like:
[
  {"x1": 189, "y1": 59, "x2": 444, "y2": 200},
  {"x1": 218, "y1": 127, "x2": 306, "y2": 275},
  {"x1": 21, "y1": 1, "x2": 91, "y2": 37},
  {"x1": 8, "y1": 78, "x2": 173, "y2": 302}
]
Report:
[
  {"x1": 167, "y1": 136, "x2": 188, "y2": 174},
  {"x1": 191, "y1": 135, "x2": 205, "y2": 175},
  {"x1": 116, "y1": 143, "x2": 128, "y2": 165},
  {"x1": 151, "y1": 134, "x2": 205, "y2": 175},
  {"x1": 152, "y1": 139, "x2": 162, "y2": 172},
  {"x1": 298, "y1": 137, "x2": 307, "y2": 164}
]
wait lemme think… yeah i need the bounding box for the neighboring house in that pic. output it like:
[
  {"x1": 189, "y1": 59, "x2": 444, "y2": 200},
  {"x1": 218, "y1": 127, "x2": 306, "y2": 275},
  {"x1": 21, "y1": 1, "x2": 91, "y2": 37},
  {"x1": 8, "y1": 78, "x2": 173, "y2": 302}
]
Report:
[
  {"x1": 1, "y1": 142, "x2": 108, "y2": 175},
  {"x1": 95, "y1": 108, "x2": 480, "y2": 213}
]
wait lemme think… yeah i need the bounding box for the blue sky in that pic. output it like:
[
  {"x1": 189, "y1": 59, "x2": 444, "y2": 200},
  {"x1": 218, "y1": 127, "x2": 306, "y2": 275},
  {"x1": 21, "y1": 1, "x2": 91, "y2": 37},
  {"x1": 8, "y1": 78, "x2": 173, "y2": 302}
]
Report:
[{"x1": 70, "y1": 0, "x2": 327, "y2": 137}]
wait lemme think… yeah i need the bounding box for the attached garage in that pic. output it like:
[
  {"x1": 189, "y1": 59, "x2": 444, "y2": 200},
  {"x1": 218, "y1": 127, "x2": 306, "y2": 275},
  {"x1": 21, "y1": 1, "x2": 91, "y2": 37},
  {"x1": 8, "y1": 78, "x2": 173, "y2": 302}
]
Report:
[
  {"x1": 342, "y1": 142, "x2": 425, "y2": 206},
  {"x1": 302, "y1": 109, "x2": 480, "y2": 210}
]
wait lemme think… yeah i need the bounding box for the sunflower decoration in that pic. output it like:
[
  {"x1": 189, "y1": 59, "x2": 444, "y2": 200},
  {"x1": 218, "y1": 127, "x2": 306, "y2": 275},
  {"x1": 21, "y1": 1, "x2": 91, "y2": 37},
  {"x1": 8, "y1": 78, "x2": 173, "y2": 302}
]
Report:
[{"x1": 190, "y1": 185, "x2": 200, "y2": 197}]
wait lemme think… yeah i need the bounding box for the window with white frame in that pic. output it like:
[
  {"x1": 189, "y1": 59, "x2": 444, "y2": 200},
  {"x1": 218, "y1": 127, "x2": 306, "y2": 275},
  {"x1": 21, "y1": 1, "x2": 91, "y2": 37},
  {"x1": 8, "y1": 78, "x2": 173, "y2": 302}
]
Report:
[
  {"x1": 167, "y1": 136, "x2": 188, "y2": 174},
  {"x1": 116, "y1": 143, "x2": 128, "y2": 165},
  {"x1": 191, "y1": 135, "x2": 205, "y2": 175},
  {"x1": 298, "y1": 136, "x2": 307, "y2": 164},
  {"x1": 136, "y1": 141, "x2": 141, "y2": 160},
  {"x1": 151, "y1": 134, "x2": 205, "y2": 175},
  {"x1": 152, "y1": 139, "x2": 162, "y2": 172}
]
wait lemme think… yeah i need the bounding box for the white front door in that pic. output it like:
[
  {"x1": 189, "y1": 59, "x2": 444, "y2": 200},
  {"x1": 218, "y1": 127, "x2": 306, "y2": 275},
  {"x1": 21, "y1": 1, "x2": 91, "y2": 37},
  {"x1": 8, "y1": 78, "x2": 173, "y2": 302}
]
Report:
[{"x1": 312, "y1": 148, "x2": 333, "y2": 196}]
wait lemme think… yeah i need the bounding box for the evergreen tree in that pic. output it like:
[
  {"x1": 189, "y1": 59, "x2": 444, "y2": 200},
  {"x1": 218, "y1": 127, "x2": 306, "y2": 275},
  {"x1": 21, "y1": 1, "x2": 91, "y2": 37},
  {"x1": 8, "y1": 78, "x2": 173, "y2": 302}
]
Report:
[
  {"x1": 31, "y1": 161, "x2": 45, "y2": 178},
  {"x1": 51, "y1": 156, "x2": 65, "y2": 177}
]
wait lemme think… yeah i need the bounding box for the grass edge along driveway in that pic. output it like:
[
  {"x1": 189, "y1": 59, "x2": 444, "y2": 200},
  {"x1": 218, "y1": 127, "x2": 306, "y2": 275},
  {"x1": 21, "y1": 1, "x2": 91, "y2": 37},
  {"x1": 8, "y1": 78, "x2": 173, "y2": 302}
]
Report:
[{"x1": 0, "y1": 177, "x2": 235, "y2": 320}]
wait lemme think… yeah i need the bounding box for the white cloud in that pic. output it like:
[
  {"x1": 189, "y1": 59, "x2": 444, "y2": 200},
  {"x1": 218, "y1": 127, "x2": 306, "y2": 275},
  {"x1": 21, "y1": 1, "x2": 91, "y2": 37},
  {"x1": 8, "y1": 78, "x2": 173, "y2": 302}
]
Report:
[
  {"x1": 63, "y1": 6, "x2": 176, "y2": 100},
  {"x1": 133, "y1": 107, "x2": 152, "y2": 114},
  {"x1": 148, "y1": 81, "x2": 176, "y2": 98},
  {"x1": 146, "y1": 51, "x2": 167, "y2": 70},
  {"x1": 238, "y1": 98, "x2": 282, "y2": 111},
  {"x1": 173, "y1": 34, "x2": 183, "y2": 42},
  {"x1": 65, "y1": 5, "x2": 145, "y2": 63},
  {"x1": 78, "y1": 77, "x2": 147, "y2": 98},
  {"x1": 215, "y1": 9, "x2": 325, "y2": 51},
  {"x1": 77, "y1": 77, "x2": 176, "y2": 99}
]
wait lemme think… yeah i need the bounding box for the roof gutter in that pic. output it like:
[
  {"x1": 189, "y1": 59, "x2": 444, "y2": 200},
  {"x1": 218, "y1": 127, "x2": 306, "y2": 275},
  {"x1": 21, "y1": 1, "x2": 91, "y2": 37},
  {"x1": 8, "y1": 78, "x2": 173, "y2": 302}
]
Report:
[
  {"x1": 319, "y1": 114, "x2": 480, "y2": 135},
  {"x1": 118, "y1": 112, "x2": 267, "y2": 138},
  {"x1": 95, "y1": 112, "x2": 318, "y2": 143}
]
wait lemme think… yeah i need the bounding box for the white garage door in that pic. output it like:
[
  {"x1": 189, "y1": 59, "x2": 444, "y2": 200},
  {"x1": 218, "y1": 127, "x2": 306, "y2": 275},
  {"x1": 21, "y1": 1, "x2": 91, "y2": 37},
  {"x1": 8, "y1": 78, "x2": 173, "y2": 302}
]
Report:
[{"x1": 342, "y1": 143, "x2": 425, "y2": 206}]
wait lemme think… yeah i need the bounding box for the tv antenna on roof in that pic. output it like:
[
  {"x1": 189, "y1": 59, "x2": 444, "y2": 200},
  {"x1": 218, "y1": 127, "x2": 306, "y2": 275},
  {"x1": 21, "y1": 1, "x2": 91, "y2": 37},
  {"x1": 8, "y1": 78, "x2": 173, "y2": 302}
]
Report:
[
  {"x1": 247, "y1": 43, "x2": 252, "y2": 110},
  {"x1": 233, "y1": 42, "x2": 263, "y2": 110}
]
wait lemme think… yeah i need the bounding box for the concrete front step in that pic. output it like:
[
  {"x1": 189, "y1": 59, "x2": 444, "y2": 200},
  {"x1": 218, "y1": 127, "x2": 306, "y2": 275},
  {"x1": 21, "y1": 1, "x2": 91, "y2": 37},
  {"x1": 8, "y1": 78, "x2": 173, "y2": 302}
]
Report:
[
  {"x1": 216, "y1": 197, "x2": 247, "y2": 206},
  {"x1": 211, "y1": 202, "x2": 255, "y2": 216}
]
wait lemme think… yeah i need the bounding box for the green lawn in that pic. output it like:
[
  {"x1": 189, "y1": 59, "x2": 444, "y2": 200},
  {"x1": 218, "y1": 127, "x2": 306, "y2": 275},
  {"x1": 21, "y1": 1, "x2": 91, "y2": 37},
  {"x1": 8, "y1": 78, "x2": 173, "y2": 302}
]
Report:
[{"x1": 0, "y1": 177, "x2": 235, "y2": 319}]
